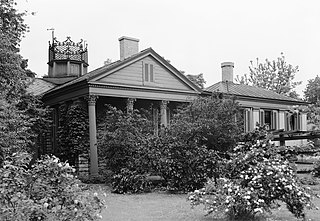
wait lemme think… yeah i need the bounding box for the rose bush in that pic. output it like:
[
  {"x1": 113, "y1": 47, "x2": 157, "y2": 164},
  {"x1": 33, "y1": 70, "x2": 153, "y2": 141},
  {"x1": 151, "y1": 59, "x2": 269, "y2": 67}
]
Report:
[{"x1": 0, "y1": 152, "x2": 106, "y2": 221}]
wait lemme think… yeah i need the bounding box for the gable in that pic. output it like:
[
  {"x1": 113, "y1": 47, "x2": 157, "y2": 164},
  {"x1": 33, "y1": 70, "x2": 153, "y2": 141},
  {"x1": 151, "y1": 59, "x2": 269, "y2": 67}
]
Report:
[{"x1": 96, "y1": 55, "x2": 193, "y2": 91}]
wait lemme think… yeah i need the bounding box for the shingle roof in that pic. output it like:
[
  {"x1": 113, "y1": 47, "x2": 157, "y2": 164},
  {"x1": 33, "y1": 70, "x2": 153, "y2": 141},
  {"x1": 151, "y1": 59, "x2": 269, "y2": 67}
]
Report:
[
  {"x1": 205, "y1": 81, "x2": 305, "y2": 103},
  {"x1": 27, "y1": 78, "x2": 56, "y2": 96},
  {"x1": 42, "y1": 77, "x2": 77, "y2": 85}
]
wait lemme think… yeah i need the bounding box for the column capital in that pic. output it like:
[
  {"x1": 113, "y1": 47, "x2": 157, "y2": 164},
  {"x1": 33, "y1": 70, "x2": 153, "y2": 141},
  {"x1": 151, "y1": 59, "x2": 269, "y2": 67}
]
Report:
[
  {"x1": 86, "y1": 95, "x2": 98, "y2": 106},
  {"x1": 126, "y1": 98, "x2": 136, "y2": 113},
  {"x1": 160, "y1": 100, "x2": 169, "y2": 109}
]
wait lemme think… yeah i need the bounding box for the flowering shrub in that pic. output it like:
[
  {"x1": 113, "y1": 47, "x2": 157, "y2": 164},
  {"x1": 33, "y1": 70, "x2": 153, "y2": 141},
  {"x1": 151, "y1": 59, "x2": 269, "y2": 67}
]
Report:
[
  {"x1": 112, "y1": 168, "x2": 151, "y2": 194},
  {"x1": 189, "y1": 131, "x2": 315, "y2": 220},
  {"x1": 0, "y1": 152, "x2": 106, "y2": 221}
]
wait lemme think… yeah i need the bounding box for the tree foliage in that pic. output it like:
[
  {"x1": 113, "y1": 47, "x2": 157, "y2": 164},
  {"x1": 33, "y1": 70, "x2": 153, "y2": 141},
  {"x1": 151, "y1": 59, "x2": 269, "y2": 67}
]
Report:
[
  {"x1": 236, "y1": 53, "x2": 301, "y2": 99},
  {"x1": 304, "y1": 75, "x2": 320, "y2": 104},
  {"x1": 186, "y1": 73, "x2": 206, "y2": 89},
  {"x1": 0, "y1": 0, "x2": 50, "y2": 162}
]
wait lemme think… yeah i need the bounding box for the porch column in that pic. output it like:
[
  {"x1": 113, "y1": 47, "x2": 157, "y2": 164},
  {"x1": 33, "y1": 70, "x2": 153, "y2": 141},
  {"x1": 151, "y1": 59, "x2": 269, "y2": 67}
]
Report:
[
  {"x1": 87, "y1": 95, "x2": 98, "y2": 177},
  {"x1": 126, "y1": 98, "x2": 136, "y2": 114},
  {"x1": 279, "y1": 110, "x2": 285, "y2": 130},
  {"x1": 160, "y1": 100, "x2": 169, "y2": 127}
]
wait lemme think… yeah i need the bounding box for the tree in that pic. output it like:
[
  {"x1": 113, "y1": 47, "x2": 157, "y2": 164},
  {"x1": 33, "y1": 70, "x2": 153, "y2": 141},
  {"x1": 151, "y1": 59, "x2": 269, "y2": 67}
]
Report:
[
  {"x1": 0, "y1": 0, "x2": 50, "y2": 161},
  {"x1": 186, "y1": 73, "x2": 206, "y2": 89},
  {"x1": 236, "y1": 53, "x2": 301, "y2": 99},
  {"x1": 304, "y1": 75, "x2": 320, "y2": 104}
]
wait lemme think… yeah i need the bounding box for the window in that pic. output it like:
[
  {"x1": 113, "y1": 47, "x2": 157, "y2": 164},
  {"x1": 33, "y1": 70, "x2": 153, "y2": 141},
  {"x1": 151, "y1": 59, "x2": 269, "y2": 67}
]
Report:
[
  {"x1": 143, "y1": 63, "x2": 154, "y2": 82},
  {"x1": 286, "y1": 112, "x2": 301, "y2": 131},
  {"x1": 260, "y1": 109, "x2": 278, "y2": 130}
]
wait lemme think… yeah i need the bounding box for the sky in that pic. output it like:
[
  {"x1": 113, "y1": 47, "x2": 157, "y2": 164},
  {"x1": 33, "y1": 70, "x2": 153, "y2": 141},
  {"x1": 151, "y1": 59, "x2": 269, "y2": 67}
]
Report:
[{"x1": 16, "y1": 0, "x2": 320, "y2": 98}]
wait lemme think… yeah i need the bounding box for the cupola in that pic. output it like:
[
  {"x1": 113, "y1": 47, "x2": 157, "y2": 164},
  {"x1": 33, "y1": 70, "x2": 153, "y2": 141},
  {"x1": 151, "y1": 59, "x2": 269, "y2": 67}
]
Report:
[{"x1": 47, "y1": 36, "x2": 88, "y2": 77}]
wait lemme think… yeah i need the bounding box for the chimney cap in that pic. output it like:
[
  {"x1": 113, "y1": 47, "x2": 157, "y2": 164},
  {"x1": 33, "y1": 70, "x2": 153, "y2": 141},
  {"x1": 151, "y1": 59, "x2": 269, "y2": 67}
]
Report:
[
  {"x1": 118, "y1": 36, "x2": 140, "y2": 42},
  {"x1": 221, "y1": 62, "x2": 234, "y2": 68}
]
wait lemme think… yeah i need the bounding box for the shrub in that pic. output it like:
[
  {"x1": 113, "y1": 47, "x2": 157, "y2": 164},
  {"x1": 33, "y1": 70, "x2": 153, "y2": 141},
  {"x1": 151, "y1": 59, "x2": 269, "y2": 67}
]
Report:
[
  {"x1": 98, "y1": 105, "x2": 153, "y2": 174},
  {"x1": 112, "y1": 168, "x2": 151, "y2": 194},
  {"x1": 0, "y1": 152, "x2": 106, "y2": 221},
  {"x1": 189, "y1": 135, "x2": 314, "y2": 220},
  {"x1": 151, "y1": 133, "x2": 223, "y2": 192},
  {"x1": 150, "y1": 96, "x2": 241, "y2": 192}
]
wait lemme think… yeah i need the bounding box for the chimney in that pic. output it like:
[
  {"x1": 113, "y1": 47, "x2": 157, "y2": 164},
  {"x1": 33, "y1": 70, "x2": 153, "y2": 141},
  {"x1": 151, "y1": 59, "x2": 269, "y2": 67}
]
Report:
[
  {"x1": 119, "y1": 36, "x2": 139, "y2": 60},
  {"x1": 221, "y1": 62, "x2": 234, "y2": 82}
]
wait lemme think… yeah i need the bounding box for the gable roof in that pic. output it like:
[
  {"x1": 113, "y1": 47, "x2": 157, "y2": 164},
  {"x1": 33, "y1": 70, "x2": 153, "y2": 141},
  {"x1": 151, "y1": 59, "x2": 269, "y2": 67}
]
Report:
[
  {"x1": 205, "y1": 81, "x2": 306, "y2": 104},
  {"x1": 45, "y1": 48, "x2": 202, "y2": 95}
]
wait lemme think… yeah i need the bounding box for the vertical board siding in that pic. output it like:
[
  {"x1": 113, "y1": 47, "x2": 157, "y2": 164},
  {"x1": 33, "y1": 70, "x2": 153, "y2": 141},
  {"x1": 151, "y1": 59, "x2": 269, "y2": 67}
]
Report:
[{"x1": 97, "y1": 56, "x2": 191, "y2": 91}]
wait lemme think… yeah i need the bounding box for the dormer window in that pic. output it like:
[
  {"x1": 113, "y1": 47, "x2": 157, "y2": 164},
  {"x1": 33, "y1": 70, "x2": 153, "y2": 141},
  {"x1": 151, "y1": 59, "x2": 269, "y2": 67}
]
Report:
[{"x1": 144, "y1": 63, "x2": 154, "y2": 82}]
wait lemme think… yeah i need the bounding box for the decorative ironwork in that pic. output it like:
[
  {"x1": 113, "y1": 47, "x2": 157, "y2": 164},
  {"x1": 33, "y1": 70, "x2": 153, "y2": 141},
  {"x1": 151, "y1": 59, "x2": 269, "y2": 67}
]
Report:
[{"x1": 48, "y1": 36, "x2": 88, "y2": 65}]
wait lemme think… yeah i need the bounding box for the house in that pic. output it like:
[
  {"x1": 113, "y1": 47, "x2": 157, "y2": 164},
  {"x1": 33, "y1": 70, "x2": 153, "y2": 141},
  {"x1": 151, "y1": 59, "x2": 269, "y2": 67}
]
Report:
[
  {"x1": 31, "y1": 36, "x2": 202, "y2": 177},
  {"x1": 29, "y1": 36, "x2": 307, "y2": 177},
  {"x1": 204, "y1": 62, "x2": 308, "y2": 145}
]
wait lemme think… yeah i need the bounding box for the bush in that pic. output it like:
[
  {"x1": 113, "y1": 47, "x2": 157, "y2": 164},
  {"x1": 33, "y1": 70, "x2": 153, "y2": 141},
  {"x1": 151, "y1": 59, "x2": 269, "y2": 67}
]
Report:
[
  {"x1": 98, "y1": 106, "x2": 153, "y2": 174},
  {"x1": 150, "y1": 96, "x2": 241, "y2": 192},
  {"x1": 189, "y1": 133, "x2": 314, "y2": 220},
  {"x1": 112, "y1": 168, "x2": 151, "y2": 194},
  {"x1": 151, "y1": 133, "x2": 223, "y2": 192},
  {"x1": 0, "y1": 152, "x2": 106, "y2": 221}
]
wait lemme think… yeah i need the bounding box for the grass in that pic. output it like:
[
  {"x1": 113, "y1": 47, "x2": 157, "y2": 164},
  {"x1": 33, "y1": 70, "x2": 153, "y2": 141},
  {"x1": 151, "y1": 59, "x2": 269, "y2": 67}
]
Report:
[{"x1": 96, "y1": 182, "x2": 320, "y2": 221}]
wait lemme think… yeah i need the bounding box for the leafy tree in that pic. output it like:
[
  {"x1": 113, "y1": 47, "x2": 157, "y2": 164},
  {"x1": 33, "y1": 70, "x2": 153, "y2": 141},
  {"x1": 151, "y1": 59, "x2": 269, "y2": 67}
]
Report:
[
  {"x1": 236, "y1": 53, "x2": 301, "y2": 99},
  {"x1": 304, "y1": 75, "x2": 320, "y2": 104},
  {"x1": 186, "y1": 73, "x2": 206, "y2": 89},
  {"x1": 0, "y1": 0, "x2": 50, "y2": 162}
]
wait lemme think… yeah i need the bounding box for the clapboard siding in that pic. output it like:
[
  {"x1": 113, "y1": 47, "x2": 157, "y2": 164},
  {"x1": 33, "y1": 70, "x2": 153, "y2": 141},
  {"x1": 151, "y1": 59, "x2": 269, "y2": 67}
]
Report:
[{"x1": 97, "y1": 55, "x2": 192, "y2": 91}]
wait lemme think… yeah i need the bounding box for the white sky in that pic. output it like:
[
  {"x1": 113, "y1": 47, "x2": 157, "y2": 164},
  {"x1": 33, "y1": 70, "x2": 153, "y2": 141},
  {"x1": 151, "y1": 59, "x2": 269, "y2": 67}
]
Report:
[{"x1": 17, "y1": 0, "x2": 320, "y2": 98}]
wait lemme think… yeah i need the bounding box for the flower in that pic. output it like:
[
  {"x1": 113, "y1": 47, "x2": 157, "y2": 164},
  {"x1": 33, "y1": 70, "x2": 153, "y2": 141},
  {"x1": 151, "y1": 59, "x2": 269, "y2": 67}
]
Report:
[
  {"x1": 94, "y1": 192, "x2": 98, "y2": 197},
  {"x1": 43, "y1": 202, "x2": 49, "y2": 208},
  {"x1": 74, "y1": 208, "x2": 78, "y2": 212}
]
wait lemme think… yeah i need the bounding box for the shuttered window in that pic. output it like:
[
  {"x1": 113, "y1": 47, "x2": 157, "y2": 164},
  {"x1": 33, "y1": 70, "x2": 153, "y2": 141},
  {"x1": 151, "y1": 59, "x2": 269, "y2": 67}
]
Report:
[{"x1": 143, "y1": 63, "x2": 154, "y2": 82}]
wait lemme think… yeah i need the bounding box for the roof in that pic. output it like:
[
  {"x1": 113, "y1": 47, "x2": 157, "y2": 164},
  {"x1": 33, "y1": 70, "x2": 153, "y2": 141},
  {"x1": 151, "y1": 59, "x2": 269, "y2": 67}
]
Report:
[
  {"x1": 42, "y1": 76, "x2": 77, "y2": 85},
  {"x1": 44, "y1": 47, "x2": 202, "y2": 95},
  {"x1": 205, "y1": 81, "x2": 306, "y2": 104},
  {"x1": 26, "y1": 78, "x2": 56, "y2": 96}
]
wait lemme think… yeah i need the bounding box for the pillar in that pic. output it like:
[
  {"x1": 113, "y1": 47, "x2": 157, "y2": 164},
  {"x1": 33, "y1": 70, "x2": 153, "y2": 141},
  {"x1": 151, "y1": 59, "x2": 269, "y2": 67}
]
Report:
[
  {"x1": 126, "y1": 98, "x2": 136, "y2": 114},
  {"x1": 87, "y1": 95, "x2": 98, "y2": 177},
  {"x1": 160, "y1": 100, "x2": 169, "y2": 127}
]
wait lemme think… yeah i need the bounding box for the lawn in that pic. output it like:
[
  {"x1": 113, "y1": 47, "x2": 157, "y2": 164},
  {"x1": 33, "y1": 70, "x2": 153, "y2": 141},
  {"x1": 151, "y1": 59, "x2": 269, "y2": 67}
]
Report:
[{"x1": 97, "y1": 183, "x2": 320, "y2": 221}]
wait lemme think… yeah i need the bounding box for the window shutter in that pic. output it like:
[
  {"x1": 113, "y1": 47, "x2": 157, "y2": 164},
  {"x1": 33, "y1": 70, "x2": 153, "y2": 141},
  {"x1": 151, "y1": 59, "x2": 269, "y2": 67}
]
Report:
[
  {"x1": 244, "y1": 108, "x2": 251, "y2": 132},
  {"x1": 272, "y1": 110, "x2": 278, "y2": 130},
  {"x1": 142, "y1": 61, "x2": 144, "y2": 83},
  {"x1": 260, "y1": 109, "x2": 265, "y2": 126},
  {"x1": 145, "y1": 63, "x2": 149, "y2": 81},
  {"x1": 150, "y1": 64, "x2": 154, "y2": 82}
]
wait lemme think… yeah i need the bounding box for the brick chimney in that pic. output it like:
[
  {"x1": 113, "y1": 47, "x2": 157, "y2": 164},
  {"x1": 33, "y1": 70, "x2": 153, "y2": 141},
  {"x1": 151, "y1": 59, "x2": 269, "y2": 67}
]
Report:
[
  {"x1": 119, "y1": 36, "x2": 139, "y2": 60},
  {"x1": 221, "y1": 62, "x2": 234, "y2": 82}
]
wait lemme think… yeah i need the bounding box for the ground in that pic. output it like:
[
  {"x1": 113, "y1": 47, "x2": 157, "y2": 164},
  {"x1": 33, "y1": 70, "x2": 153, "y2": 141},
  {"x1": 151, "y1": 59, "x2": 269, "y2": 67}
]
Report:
[{"x1": 97, "y1": 182, "x2": 320, "y2": 221}]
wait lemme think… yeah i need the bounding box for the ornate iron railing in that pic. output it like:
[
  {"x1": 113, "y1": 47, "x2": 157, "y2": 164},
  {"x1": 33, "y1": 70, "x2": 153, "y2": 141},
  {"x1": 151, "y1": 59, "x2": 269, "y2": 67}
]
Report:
[{"x1": 48, "y1": 37, "x2": 88, "y2": 64}]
